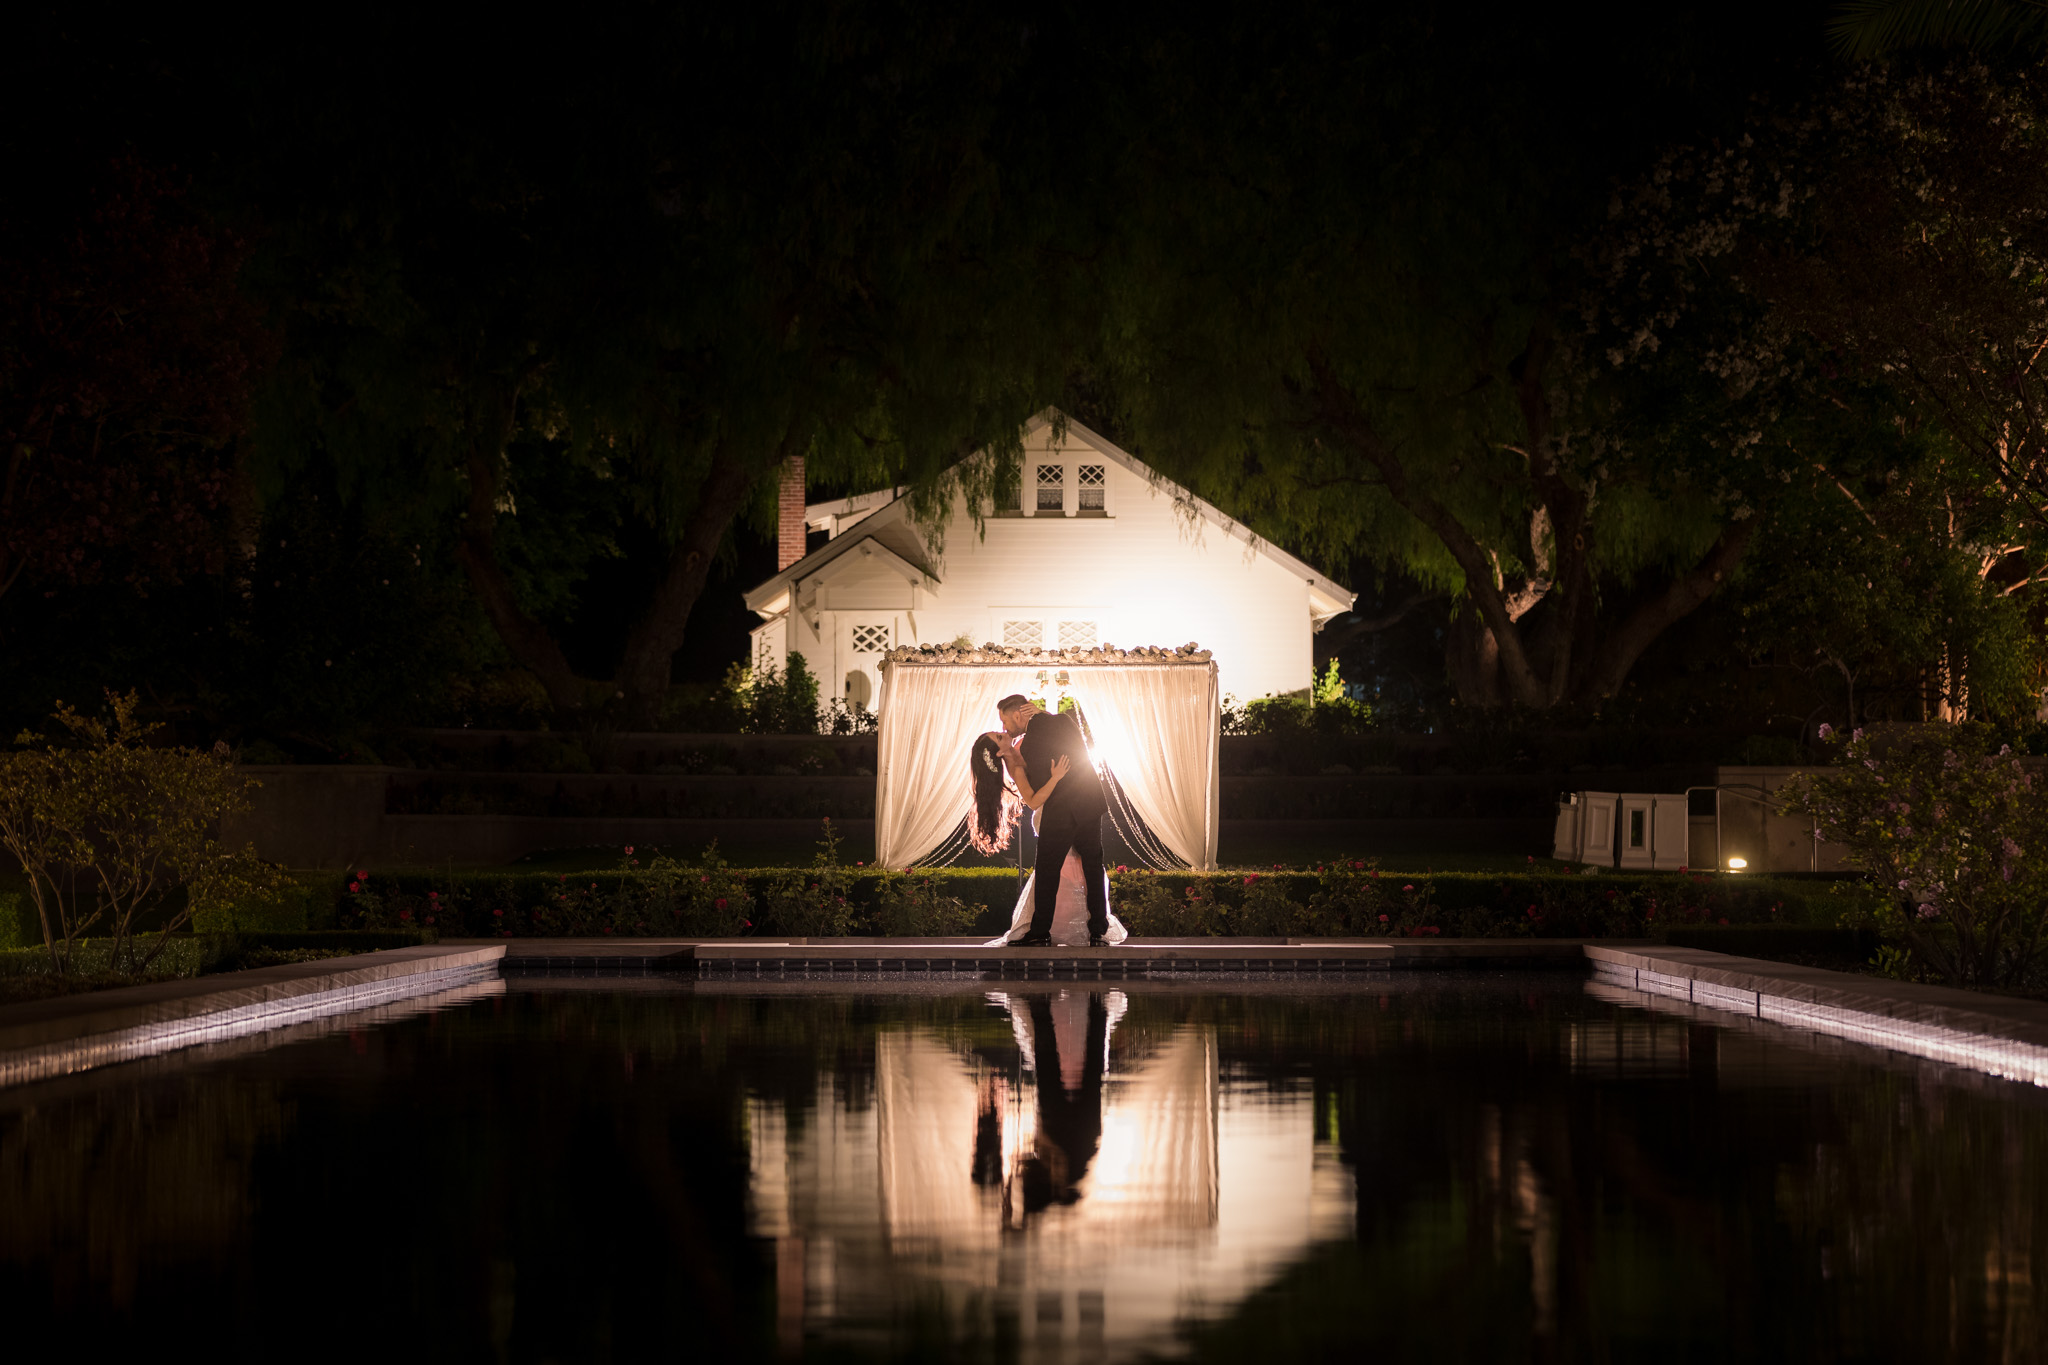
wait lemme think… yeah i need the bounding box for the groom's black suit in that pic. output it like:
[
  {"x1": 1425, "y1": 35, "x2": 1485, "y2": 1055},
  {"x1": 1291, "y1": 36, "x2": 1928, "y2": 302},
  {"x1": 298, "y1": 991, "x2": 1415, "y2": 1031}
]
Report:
[{"x1": 1022, "y1": 709, "x2": 1109, "y2": 940}]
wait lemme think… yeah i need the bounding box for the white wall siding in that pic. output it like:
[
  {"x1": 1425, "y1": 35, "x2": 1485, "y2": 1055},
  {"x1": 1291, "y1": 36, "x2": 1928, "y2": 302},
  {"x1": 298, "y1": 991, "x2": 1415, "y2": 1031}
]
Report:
[{"x1": 907, "y1": 435, "x2": 1316, "y2": 701}]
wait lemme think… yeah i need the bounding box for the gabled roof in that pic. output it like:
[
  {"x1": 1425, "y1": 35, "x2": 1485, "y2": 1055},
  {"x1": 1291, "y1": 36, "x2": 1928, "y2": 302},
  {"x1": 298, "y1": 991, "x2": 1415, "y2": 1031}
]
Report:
[
  {"x1": 745, "y1": 409, "x2": 1355, "y2": 619},
  {"x1": 745, "y1": 485, "x2": 928, "y2": 617},
  {"x1": 1042, "y1": 413, "x2": 1354, "y2": 618}
]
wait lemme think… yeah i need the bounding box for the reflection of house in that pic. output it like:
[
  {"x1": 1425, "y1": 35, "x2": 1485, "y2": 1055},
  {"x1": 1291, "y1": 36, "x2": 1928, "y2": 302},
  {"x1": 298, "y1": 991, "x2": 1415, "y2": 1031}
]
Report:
[
  {"x1": 743, "y1": 412, "x2": 1354, "y2": 713},
  {"x1": 744, "y1": 989, "x2": 1354, "y2": 1358}
]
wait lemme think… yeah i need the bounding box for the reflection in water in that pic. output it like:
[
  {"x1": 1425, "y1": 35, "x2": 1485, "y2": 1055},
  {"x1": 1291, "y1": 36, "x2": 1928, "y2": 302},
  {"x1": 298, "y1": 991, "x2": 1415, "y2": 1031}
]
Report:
[
  {"x1": 750, "y1": 987, "x2": 1352, "y2": 1357},
  {"x1": 3, "y1": 976, "x2": 2047, "y2": 1361}
]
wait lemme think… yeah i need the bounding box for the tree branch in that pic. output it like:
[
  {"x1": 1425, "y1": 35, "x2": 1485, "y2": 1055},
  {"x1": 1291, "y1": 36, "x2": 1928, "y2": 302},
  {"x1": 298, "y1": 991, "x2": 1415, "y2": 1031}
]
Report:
[
  {"x1": 1578, "y1": 515, "x2": 1760, "y2": 705},
  {"x1": 1305, "y1": 351, "x2": 1550, "y2": 707}
]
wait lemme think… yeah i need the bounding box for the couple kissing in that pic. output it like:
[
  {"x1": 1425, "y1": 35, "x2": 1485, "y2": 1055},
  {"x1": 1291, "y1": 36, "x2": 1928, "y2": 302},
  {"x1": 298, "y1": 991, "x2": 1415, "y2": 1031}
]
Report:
[{"x1": 968, "y1": 694, "x2": 1128, "y2": 948}]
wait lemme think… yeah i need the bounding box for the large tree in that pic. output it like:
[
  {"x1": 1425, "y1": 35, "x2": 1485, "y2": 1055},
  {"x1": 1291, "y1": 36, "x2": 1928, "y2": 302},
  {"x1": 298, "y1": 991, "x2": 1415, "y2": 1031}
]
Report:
[
  {"x1": 1074, "y1": 8, "x2": 1825, "y2": 712},
  {"x1": 0, "y1": 158, "x2": 269, "y2": 610},
  {"x1": 246, "y1": 9, "x2": 1087, "y2": 726}
]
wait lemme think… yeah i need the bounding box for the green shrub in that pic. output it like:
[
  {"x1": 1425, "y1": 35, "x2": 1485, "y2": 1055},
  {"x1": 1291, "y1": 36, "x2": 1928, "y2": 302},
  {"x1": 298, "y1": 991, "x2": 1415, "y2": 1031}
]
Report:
[
  {"x1": 304, "y1": 843, "x2": 1840, "y2": 941},
  {"x1": 0, "y1": 936, "x2": 208, "y2": 979},
  {"x1": 1787, "y1": 723, "x2": 2048, "y2": 990},
  {"x1": 0, "y1": 892, "x2": 27, "y2": 950},
  {"x1": 190, "y1": 878, "x2": 315, "y2": 934},
  {"x1": 868, "y1": 871, "x2": 975, "y2": 937}
]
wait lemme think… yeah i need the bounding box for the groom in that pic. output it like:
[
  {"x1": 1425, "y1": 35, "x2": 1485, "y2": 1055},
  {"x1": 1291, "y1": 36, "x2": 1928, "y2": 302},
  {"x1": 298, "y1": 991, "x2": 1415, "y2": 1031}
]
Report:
[{"x1": 998, "y1": 694, "x2": 1110, "y2": 947}]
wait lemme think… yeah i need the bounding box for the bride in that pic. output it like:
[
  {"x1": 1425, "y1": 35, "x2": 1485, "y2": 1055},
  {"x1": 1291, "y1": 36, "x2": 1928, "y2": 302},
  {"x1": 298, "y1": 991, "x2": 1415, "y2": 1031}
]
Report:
[{"x1": 967, "y1": 728, "x2": 1129, "y2": 946}]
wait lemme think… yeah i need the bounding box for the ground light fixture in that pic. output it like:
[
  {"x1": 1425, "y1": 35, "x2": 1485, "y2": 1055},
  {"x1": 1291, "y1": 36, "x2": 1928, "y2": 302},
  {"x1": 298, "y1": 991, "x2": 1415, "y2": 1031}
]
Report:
[{"x1": 1727, "y1": 857, "x2": 1749, "y2": 871}]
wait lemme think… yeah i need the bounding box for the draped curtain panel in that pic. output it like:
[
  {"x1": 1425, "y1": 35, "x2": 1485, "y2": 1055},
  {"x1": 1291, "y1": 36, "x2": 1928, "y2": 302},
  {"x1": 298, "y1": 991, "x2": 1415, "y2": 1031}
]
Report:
[
  {"x1": 875, "y1": 659, "x2": 1220, "y2": 869},
  {"x1": 1067, "y1": 664, "x2": 1219, "y2": 870},
  {"x1": 874, "y1": 663, "x2": 1039, "y2": 869}
]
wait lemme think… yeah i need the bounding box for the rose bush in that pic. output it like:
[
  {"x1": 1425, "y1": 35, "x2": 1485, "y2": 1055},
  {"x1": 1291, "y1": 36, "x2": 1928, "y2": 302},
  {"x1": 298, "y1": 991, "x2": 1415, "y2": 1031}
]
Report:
[{"x1": 1785, "y1": 724, "x2": 2048, "y2": 989}]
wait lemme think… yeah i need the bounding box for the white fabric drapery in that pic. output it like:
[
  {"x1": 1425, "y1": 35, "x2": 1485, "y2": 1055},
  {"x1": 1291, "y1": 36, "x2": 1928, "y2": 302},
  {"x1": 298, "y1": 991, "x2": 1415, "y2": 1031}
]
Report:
[
  {"x1": 874, "y1": 658, "x2": 1219, "y2": 869},
  {"x1": 1065, "y1": 664, "x2": 1219, "y2": 869},
  {"x1": 873, "y1": 663, "x2": 1040, "y2": 870}
]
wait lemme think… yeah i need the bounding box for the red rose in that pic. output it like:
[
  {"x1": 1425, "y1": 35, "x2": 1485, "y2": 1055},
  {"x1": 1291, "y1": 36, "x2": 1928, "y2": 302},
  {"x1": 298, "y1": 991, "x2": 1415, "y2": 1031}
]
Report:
[
  {"x1": 492, "y1": 908, "x2": 504, "y2": 917},
  {"x1": 348, "y1": 882, "x2": 359, "y2": 893},
  {"x1": 398, "y1": 909, "x2": 412, "y2": 921},
  {"x1": 1377, "y1": 914, "x2": 1389, "y2": 923},
  {"x1": 624, "y1": 846, "x2": 635, "y2": 855},
  {"x1": 1243, "y1": 875, "x2": 1256, "y2": 885},
  {"x1": 428, "y1": 891, "x2": 439, "y2": 900},
  {"x1": 602, "y1": 926, "x2": 614, "y2": 934},
  {"x1": 1402, "y1": 884, "x2": 1414, "y2": 892},
  {"x1": 715, "y1": 898, "x2": 728, "y2": 910}
]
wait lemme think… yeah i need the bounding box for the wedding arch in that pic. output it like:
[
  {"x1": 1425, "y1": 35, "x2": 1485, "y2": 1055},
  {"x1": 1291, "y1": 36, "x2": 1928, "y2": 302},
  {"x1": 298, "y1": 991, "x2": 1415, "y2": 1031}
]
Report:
[{"x1": 874, "y1": 643, "x2": 1221, "y2": 870}]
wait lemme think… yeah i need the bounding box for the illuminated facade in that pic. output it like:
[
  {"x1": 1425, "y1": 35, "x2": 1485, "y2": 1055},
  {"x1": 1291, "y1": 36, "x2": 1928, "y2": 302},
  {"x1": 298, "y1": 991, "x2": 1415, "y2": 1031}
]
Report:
[{"x1": 743, "y1": 411, "x2": 1355, "y2": 713}]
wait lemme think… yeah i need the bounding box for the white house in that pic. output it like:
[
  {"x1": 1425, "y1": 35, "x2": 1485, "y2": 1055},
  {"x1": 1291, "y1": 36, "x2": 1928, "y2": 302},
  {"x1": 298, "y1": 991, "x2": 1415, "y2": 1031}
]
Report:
[{"x1": 743, "y1": 412, "x2": 1354, "y2": 711}]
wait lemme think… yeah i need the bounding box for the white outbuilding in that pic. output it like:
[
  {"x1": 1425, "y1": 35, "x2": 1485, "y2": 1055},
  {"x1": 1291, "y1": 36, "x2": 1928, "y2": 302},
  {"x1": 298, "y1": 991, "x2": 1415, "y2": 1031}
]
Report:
[{"x1": 742, "y1": 411, "x2": 1355, "y2": 714}]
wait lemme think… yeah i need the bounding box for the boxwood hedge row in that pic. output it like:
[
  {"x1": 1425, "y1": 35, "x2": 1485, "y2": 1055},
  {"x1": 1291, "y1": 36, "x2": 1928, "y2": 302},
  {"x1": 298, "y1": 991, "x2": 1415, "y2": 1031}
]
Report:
[{"x1": 306, "y1": 860, "x2": 1866, "y2": 940}]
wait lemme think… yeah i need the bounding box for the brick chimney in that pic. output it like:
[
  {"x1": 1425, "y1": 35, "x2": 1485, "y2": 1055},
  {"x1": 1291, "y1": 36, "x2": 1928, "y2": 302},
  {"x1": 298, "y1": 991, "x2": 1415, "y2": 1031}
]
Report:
[{"x1": 777, "y1": 456, "x2": 805, "y2": 570}]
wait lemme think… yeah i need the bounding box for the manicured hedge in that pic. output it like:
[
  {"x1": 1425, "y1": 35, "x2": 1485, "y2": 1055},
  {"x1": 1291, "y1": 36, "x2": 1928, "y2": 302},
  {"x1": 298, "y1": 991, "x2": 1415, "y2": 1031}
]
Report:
[
  {"x1": 315, "y1": 860, "x2": 1863, "y2": 940},
  {"x1": 1659, "y1": 923, "x2": 1880, "y2": 962}
]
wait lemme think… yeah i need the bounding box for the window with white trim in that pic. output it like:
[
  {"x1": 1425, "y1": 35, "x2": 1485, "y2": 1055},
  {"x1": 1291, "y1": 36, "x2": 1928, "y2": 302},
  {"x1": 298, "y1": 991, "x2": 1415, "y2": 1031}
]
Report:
[
  {"x1": 1077, "y1": 464, "x2": 1105, "y2": 511},
  {"x1": 1058, "y1": 620, "x2": 1098, "y2": 648},
  {"x1": 1035, "y1": 463, "x2": 1064, "y2": 512},
  {"x1": 1002, "y1": 619, "x2": 1044, "y2": 648},
  {"x1": 850, "y1": 623, "x2": 891, "y2": 653}
]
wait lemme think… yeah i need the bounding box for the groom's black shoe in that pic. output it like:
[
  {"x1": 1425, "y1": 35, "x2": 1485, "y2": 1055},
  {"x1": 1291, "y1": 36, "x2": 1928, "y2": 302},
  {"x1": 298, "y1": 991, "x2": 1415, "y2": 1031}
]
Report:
[
  {"x1": 1088, "y1": 934, "x2": 1110, "y2": 948},
  {"x1": 1010, "y1": 933, "x2": 1053, "y2": 948}
]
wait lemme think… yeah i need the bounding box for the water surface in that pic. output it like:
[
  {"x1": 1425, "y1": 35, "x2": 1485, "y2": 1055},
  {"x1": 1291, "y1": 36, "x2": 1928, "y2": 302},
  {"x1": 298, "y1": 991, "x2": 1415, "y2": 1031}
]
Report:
[{"x1": 2, "y1": 972, "x2": 2044, "y2": 1362}]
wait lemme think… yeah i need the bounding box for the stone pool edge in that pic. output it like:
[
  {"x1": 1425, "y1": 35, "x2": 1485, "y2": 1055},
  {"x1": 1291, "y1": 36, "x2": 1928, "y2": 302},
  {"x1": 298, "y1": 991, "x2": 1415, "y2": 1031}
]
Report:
[
  {"x1": 0, "y1": 944, "x2": 505, "y2": 1089},
  {"x1": 1585, "y1": 944, "x2": 2048, "y2": 1088},
  {"x1": 8, "y1": 938, "x2": 2048, "y2": 1093}
]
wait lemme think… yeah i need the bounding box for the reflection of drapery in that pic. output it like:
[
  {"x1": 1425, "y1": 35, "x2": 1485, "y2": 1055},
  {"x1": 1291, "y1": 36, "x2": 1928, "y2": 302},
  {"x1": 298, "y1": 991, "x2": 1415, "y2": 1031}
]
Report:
[
  {"x1": 875, "y1": 1032, "x2": 987, "y2": 1242},
  {"x1": 875, "y1": 659, "x2": 1220, "y2": 869}
]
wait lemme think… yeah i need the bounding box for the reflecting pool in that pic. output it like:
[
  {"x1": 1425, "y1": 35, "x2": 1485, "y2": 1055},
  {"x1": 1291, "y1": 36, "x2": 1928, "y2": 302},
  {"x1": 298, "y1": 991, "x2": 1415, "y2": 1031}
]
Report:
[{"x1": 2, "y1": 972, "x2": 2046, "y2": 1362}]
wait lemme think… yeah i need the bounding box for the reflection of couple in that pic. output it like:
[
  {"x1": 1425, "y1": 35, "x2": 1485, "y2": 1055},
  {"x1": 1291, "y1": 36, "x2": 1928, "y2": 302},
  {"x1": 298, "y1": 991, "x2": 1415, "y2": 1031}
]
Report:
[
  {"x1": 969, "y1": 694, "x2": 1127, "y2": 947},
  {"x1": 977, "y1": 989, "x2": 1126, "y2": 1213}
]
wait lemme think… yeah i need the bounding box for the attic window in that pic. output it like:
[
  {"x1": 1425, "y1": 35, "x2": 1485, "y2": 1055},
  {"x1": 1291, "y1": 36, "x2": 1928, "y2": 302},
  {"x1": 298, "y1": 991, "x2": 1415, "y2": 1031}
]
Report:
[
  {"x1": 1058, "y1": 620, "x2": 1097, "y2": 648},
  {"x1": 1035, "y1": 464, "x2": 1064, "y2": 511},
  {"x1": 1077, "y1": 465, "x2": 1105, "y2": 510},
  {"x1": 1002, "y1": 619, "x2": 1043, "y2": 648},
  {"x1": 850, "y1": 623, "x2": 891, "y2": 653}
]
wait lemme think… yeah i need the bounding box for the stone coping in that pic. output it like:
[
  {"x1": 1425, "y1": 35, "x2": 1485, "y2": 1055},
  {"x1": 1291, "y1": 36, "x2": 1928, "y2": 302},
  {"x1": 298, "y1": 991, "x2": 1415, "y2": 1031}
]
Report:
[
  {"x1": 11, "y1": 936, "x2": 2048, "y2": 1093},
  {"x1": 0, "y1": 944, "x2": 505, "y2": 1089},
  {"x1": 1586, "y1": 944, "x2": 2048, "y2": 1088}
]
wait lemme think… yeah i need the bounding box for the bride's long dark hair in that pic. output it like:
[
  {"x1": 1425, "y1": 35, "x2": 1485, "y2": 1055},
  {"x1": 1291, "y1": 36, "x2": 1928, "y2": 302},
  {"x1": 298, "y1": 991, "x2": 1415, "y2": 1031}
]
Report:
[{"x1": 968, "y1": 734, "x2": 1018, "y2": 853}]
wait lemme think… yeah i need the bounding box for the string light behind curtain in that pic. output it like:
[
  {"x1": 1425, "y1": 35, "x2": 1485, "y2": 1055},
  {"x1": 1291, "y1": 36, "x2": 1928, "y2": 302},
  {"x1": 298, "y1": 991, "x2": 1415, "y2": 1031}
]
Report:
[{"x1": 874, "y1": 648, "x2": 1220, "y2": 869}]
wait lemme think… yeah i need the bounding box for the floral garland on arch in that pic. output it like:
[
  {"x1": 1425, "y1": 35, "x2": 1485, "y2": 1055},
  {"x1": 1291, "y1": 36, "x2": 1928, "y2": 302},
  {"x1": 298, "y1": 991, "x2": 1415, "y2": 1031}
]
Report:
[{"x1": 882, "y1": 642, "x2": 1213, "y2": 666}]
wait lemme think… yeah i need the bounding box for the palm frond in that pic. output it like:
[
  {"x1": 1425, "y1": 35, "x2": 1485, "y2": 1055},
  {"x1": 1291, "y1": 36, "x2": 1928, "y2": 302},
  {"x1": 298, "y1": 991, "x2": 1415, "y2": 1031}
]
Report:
[{"x1": 1829, "y1": 0, "x2": 2048, "y2": 58}]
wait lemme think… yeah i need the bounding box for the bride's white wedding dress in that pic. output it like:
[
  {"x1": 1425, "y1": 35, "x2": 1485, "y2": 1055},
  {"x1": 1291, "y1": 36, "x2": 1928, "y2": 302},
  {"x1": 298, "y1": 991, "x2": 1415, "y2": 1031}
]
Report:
[{"x1": 985, "y1": 811, "x2": 1130, "y2": 947}]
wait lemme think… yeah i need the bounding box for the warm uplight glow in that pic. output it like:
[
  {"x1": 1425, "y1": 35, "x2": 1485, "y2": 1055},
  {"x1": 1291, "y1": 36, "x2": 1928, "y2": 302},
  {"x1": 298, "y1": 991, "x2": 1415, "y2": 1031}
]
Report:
[{"x1": 1727, "y1": 857, "x2": 1748, "y2": 870}]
